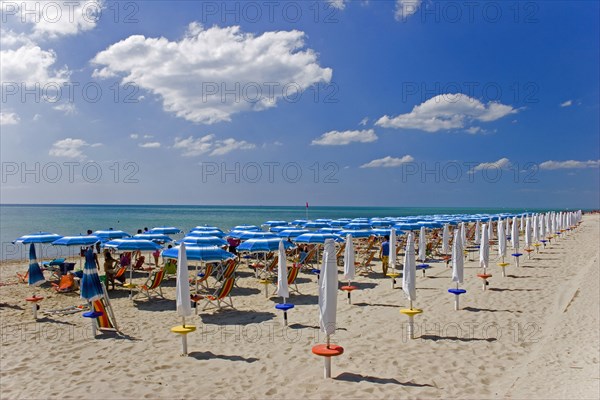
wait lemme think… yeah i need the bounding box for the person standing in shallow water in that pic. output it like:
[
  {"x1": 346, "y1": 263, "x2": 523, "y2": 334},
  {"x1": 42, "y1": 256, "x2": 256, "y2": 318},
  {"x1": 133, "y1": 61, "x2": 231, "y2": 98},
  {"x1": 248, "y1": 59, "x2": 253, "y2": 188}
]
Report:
[{"x1": 379, "y1": 235, "x2": 390, "y2": 276}]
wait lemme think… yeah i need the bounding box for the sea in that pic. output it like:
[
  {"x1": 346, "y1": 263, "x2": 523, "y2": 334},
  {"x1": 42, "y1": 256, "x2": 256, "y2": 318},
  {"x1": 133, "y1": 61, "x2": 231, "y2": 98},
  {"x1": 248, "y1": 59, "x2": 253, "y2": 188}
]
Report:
[{"x1": 0, "y1": 204, "x2": 567, "y2": 261}]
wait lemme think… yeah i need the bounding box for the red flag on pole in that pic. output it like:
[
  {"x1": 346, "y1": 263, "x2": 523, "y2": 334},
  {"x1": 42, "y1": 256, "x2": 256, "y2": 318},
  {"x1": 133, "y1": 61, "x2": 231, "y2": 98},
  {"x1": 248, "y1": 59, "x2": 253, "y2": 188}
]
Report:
[{"x1": 306, "y1": 202, "x2": 309, "y2": 208}]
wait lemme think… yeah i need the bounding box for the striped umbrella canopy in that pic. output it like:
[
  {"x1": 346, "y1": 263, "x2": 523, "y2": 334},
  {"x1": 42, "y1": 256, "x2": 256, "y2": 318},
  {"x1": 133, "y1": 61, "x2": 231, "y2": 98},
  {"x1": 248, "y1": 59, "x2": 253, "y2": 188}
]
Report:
[
  {"x1": 315, "y1": 218, "x2": 333, "y2": 223},
  {"x1": 27, "y1": 243, "x2": 45, "y2": 286},
  {"x1": 277, "y1": 229, "x2": 310, "y2": 239},
  {"x1": 263, "y1": 220, "x2": 288, "y2": 227},
  {"x1": 80, "y1": 248, "x2": 104, "y2": 302},
  {"x1": 52, "y1": 235, "x2": 100, "y2": 246},
  {"x1": 329, "y1": 220, "x2": 350, "y2": 227},
  {"x1": 237, "y1": 238, "x2": 294, "y2": 253},
  {"x1": 14, "y1": 232, "x2": 62, "y2": 244},
  {"x1": 294, "y1": 233, "x2": 341, "y2": 244},
  {"x1": 291, "y1": 219, "x2": 308, "y2": 226},
  {"x1": 338, "y1": 229, "x2": 373, "y2": 238},
  {"x1": 133, "y1": 233, "x2": 173, "y2": 243},
  {"x1": 103, "y1": 238, "x2": 162, "y2": 251},
  {"x1": 270, "y1": 226, "x2": 299, "y2": 233},
  {"x1": 233, "y1": 225, "x2": 260, "y2": 231},
  {"x1": 237, "y1": 231, "x2": 277, "y2": 240},
  {"x1": 393, "y1": 223, "x2": 421, "y2": 231},
  {"x1": 192, "y1": 226, "x2": 221, "y2": 231},
  {"x1": 162, "y1": 245, "x2": 234, "y2": 262},
  {"x1": 303, "y1": 221, "x2": 330, "y2": 229},
  {"x1": 149, "y1": 227, "x2": 181, "y2": 235},
  {"x1": 316, "y1": 227, "x2": 342, "y2": 233},
  {"x1": 343, "y1": 222, "x2": 372, "y2": 230},
  {"x1": 177, "y1": 236, "x2": 227, "y2": 247},
  {"x1": 187, "y1": 230, "x2": 225, "y2": 238},
  {"x1": 93, "y1": 230, "x2": 131, "y2": 241},
  {"x1": 371, "y1": 228, "x2": 397, "y2": 237}
]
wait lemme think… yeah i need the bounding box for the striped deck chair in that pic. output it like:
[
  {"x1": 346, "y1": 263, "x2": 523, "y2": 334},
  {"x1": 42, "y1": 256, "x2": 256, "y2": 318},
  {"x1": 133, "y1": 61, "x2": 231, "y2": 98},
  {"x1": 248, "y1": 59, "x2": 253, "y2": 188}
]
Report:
[
  {"x1": 194, "y1": 264, "x2": 214, "y2": 291},
  {"x1": 287, "y1": 265, "x2": 301, "y2": 294},
  {"x1": 92, "y1": 298, "x2": 119, "y2": 333},
  {"x1": 201, "y1": 277, "x2": 235, "y2": 311},
  {"x1": 297, "y1": 247, "x2": 317, "y2": 271},
  {"x1": 355, "y1": 251, "x2": 376, "y2": 275},
  {"x1": 16, "y1": 271, "x2": 28, "y2": 284},
  {"x1": 135, "y1": 268, "x2": 166, "y2": 300},
  {"x1": 163, "y1": 259, "x2": 177, "y2": 278},
  {"x1": 336, "y1": 242, "x2": 346, "y2": 266}
]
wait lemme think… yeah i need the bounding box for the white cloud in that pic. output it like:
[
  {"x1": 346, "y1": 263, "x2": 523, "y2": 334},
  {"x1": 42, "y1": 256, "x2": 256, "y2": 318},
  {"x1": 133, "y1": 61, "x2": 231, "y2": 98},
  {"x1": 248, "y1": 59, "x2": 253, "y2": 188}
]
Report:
[
  {"x1": 375, "y1": 93, "x2": 517, "y2": 133},
  {"x1": 466, "y1": 126, "x2": 481, "y2": 134},
  {"x1": 539, "y1": 160, "x2": 600, "y2": 170},
  {"x1": 0, "y1": 112, "x2": 20, "y2": 125},
  {"x1": 173, "y1": 135, "x2": 256, "y2": 156},
  {"x1": 312, "y1": 129, "x2": 377, "y2": 146},
  {"x1": 130, "y1": 134, "x2": 139, "y2": 139},
  {"x1": 360, "y1": 155, "x2": 414, "y2": 168},
  {"x1": 92, "y1": 23, "x2": 332, "y2": 124},
  {"x1": 359, "y1": 117, "x2": 369, "y2": 126},
  {"x1": 53, "y1": 103, "x2": 76, "y2": 115},
  {"x1": 2, "y1": 1, "x2": 103, "y2": 38},
  {"x1": 560, "y1": 100, "x2": 573, "y2": 107},
  {"x1": 0, "y1": 36, "x2": 70, "y2": 85},
  {"x1": 472, "y1": 158, "x2": 511, "y2": 172},
  {"x1": 33, "y1": 113, "x2": 42, "y2": 121},
  {"x1": 143, "y1": 134, "x2": 153, "y2": 139},
  {"x1": 49, "y1": 138, "x2": 91, "y2": 159},
  {"x1": 395, "y1": 0, "x2": 422, "y2": 20},
  {"x1": 139, "y1": 142, "x2": 161, "y2": 149},
  {"x1": 328, "y1": 0, "x2": 347, "y2": 9}
]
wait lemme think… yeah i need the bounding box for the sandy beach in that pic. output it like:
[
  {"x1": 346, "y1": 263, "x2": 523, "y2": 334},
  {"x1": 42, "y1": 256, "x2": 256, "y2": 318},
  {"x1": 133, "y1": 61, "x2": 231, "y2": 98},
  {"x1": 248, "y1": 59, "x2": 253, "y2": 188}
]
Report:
[{"x1": 1, "y1": 215, "x2": 598, "y2": 399}]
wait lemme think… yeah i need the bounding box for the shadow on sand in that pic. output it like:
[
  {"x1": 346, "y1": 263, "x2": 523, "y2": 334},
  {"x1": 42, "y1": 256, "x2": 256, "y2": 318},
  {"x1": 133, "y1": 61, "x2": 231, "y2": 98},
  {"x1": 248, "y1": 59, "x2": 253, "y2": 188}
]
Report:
[{"x1": 335, "y1": 372, "x2": 434, "y2": 387}]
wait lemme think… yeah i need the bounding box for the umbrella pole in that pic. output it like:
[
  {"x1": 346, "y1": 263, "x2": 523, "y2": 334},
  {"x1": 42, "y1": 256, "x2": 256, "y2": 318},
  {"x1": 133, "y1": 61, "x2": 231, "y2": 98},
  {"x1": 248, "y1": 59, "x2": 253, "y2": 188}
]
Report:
[
  {"x1": 347, "y1": 281, "x2": 352, "y2": 304},
  {"x1": 283, "y1": 297, "x2": 288, "y2": 326},
  {"x1": 324, "y1": 335, "x2": 331, "y2": 378},
  {"x1": 454, "y1": 282, "x2": 460, "y2": 311}
]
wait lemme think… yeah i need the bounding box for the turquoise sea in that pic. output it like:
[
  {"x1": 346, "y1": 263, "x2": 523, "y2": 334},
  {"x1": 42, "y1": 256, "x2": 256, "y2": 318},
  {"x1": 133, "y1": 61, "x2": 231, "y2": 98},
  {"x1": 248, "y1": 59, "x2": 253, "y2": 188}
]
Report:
[{"x1": 0, "y1": 204, "x2": 569, "y2": 261}]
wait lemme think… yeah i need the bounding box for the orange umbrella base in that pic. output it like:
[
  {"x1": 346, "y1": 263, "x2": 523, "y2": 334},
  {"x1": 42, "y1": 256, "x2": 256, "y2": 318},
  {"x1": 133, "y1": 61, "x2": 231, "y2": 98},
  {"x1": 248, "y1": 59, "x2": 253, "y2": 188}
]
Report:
[
  {"x1": 340, "y1": 285, "x2": 357, "y2": 292},
  {"x1": 312, "y1": 344, "x2": 344, "y2": 357}
]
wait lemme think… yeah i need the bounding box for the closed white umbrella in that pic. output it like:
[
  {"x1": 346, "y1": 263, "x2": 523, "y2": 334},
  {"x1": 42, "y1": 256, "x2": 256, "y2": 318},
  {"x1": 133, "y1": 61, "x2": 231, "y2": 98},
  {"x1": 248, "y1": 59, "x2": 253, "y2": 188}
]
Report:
[
  {"x1": 511, "y1": 216, "x2": 521, "y2": 267},
  {"x1": 479, "y1": 224, "x2": 491, "y2": 290},
  {"x1": 418, "y1": 226, "x2": 426, "y2": 262},
  {"x1": 341, "y1": 234, "x2": 357, "y2": 303},
  {"x1": 172, "y1": 242, "x2": 195, "y2": 356},
  {"x1": 388, "y1": 229, "x2": 399, "y2": 288},
  {"x1": 316, "y1": 239, "x2": 341, "y2": 378},
  {"x1": 525, "y1": 217, "x2": 532, "y2": 259},
  {"x1": 275, "y1": 240, "x2": 294, "y2": 325},
  {"x1": 474, "y1": 221, "x2": 481, "y2": 245},
  {"x1": 276, "y1": 240, "x2": 289, "y2": 299},
  {"x1": 520, "y1": 214, "x2": 524, "y2": 232},
  {"x1": 441, "y1": 224, "x2": 450, "y2": 255},
  {"x1": 449, "y1": 229, "x2": 466, "y2": 310},
  {"x1": 403, "y1": 232, "x2": 417, "y2": 304},
  {"x1": 498, "y1": 220, "x2": 506, "y2": 260},
  {"x1": 488, "y1": 219, "x2": 494, "y2": 241},
  {"x1": 460, "y1": 222, "x2": 467, "y2": 249}
]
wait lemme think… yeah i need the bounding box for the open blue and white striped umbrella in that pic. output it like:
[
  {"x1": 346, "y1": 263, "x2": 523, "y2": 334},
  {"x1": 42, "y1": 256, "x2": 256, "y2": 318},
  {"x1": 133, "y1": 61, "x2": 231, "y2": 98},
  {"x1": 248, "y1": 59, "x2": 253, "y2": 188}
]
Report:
[
  {"x1": 28, "y1": 243, "x2": 45, "y2": 286},
  {"x1": 263, "y1": 220, "x2": 288, "y2": 227},
  {"x1": 14, "y1": 232, "x2": 62, "y2": 244},
  {"x1": 149, "y1": 227, "x2": 181, "y2": 235},
  {"x1": 237, "y1": 238, "x2": 294, "y2": 253},
  {"x1": 80, "y1": 248, "x2": 104, "y2": 302},
  {"x1": 237, "y1": 231, "x2": 277, "y2": 240},
  {"x1": 188, "y1": 230, "x2": 225, "y2": 238},
  {"x1": 294, "y1": 233, "x2": 341, "y2": 244},
  {"x1": 192, "y1": 225, "x2": 221, "y2": 231},
  {"x1": 52, "y1": 236, "x2": 100, "y2": 246},
  {"x1": 316, "y1": 227, "x2": 342, "y2": 233},
  {"x1": 233, "y1": 225, "x2": 260, "y2": 231},
  {"x1": 162, "y1": 246, "x2": 234, "y2": 262},
  {"x1": 277, "y1": 229, "x2": 310, "y2": 239},
  {"x1": 177, "y1": 236, "x2": 227, "y2": 247},
  {"x1": 93, "y1": 230, "x2": 131, "y2": 241},
  {"x1": 338, "y1": 229, "x2": 373, "y2": 238},
  {"x1": 133, "y1": 233, "x2": 173, "y2": 243},
  {"x1": 270, "y1": 226, "x2": 301, "y2": 233},
  {"x1": 103, "y1": 238, "x2": 162, "y2": 251},
  {"x1": 343, "y1": 222, "x2": 372, "y2": 230},
  {"x1": 303, "y1": 221, "x2": 330, "y2": 229}
]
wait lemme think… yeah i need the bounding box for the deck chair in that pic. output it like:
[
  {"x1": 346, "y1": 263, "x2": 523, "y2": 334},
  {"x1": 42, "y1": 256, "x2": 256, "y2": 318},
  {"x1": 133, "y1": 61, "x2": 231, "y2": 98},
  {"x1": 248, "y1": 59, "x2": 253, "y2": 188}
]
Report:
[
  {"x1": 193, "y1": 264, "x2": 215, "y2": 291},
  {"x1": 336, "y1": 242, "x2": 346, "y2": 266},
  {"x1": 92, "y1": 298, "x2": 119, "y2": 333},
  {"x1": 250, "y1": 255, "x2": 277, "y2": 279},
  {"x1": 298, "y1": 247, "x2": 317, "y2": 270},
  {"x1": 16, "y1": 271, "x2": 28, "y2": 284},
  {"x1": 51, "y1": 273, "x2": 77, "y2": 293},
  {"x1": 287, "y1": 265, "x2": 301, "y2": 294},
  {"x1": 163, "y1": 259, "x2": 177, "y2": 278},
  {"x1": 355, "y1": 251, "x2": 376, "y2": 275},
  {"x1": 135, "y1": 268, "x2": 166, "y2": 300},
  {"x1": 217, "y1": 259, "x2": 238, "y2": 282},
  {"x1": 201, "y1": 277, "x2": 235, "y2": 311},
  {"x1": 132, "y1": 256, "x2": 147, "y2": 271}
]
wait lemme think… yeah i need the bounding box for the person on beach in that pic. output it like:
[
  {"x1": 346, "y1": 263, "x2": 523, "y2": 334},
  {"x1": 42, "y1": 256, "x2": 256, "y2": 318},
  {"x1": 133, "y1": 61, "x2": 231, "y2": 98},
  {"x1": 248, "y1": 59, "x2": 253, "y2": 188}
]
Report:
[
  {"x1": 379, "y1": 235, "x2": 390, "y2": 276},
  {"x1": 227, "y1": 237, "x2": 241, "y2": 254},
  {"x1": 103, "y1": 250, "x2": 119, "y2": 290}
]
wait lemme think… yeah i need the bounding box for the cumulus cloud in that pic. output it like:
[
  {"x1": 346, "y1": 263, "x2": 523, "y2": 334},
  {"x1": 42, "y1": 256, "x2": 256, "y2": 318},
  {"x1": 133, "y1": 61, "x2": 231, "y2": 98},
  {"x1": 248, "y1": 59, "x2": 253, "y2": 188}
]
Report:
[
  {"x1": 0, "y1": 112, "x2": 20, "y2": 125},
  {"x1": 130, "y1": 134, "x2": 139, "y2": 139},
  {"x1": 560, "y1": 100, "x2": 573, "y2": 107},
  {"x1": 395, "y1": 0, "x2": 422, "y2": 20},
  {"x1": 539, "y1": 160, "x2": 600, "y2": 170},
  {"x1": 360, "y1": 155, "x2": 414, "y2": 168},
  {"x1": 53, "y1": 103, "x2": 76, "y2": 115},
  {"x1": 311, "y1": 129, "x2": 377, "y2": 146},
  {"x1": 173, "y1": 134, "x2": 256, "y2": 156},
  {"x1": 139, "y1": 142, "x2": 161, "y2": 148},
  {"x1": 375, "y1": 93, "x2": 517, "y2": 133},
  {"x1": 2, "y1": 1, "x2": 103, "y2": 38},
  {"x1": 472, "y1": 158, "x2": 511, "y2": 172},
  {"x1": 92, "y1": 23, "x2": 332, "y2": 124},
  {"x1": 359, "y1": 117, "x2": 369, "y2": 126},
  {"x1": 49, "y1": 138, "x2": 93, "y2": 159},
  {"x1": 0, "y1": 32, "x2": 70, "y2": 85}
]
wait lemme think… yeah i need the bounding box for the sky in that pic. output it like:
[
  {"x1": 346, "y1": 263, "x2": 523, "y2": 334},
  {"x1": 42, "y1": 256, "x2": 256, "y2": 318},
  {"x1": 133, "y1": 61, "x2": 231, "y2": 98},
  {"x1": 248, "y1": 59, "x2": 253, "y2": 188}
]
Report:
[{"x1": 1, "y1": 0, "x2": 598, "y2": 208}]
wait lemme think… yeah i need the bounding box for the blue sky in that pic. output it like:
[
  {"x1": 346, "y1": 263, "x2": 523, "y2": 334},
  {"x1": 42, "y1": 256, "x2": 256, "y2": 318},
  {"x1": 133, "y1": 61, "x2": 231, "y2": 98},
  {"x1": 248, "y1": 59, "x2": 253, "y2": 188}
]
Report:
[{"x1": 1, "y1": 0, "x2": 598, "y2": 208}]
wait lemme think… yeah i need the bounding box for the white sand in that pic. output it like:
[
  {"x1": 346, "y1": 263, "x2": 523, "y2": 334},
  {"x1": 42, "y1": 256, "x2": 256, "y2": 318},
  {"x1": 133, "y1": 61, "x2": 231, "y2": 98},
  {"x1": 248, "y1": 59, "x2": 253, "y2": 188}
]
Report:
[{"x1": 1, "y1": 215, "x2": 598, "y2": 399}]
